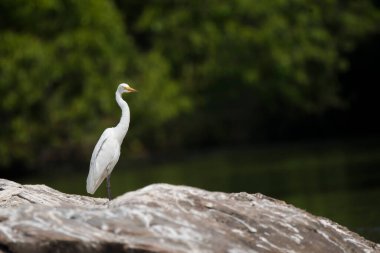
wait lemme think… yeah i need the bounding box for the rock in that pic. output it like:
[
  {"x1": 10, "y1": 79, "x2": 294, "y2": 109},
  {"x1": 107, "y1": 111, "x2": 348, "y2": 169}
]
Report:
[{"x1": 0, "y1": 178, "x2": 378, "y2": 253}]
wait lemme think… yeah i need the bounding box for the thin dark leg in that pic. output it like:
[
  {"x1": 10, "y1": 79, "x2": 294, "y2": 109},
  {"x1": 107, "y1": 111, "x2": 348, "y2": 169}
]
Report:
[{"x1": 106, "y1": 175, "x2": 112, "y2": 200}]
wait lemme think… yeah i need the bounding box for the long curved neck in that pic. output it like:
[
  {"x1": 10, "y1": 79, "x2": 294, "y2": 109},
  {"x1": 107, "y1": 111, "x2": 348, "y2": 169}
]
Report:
[{"x1": 114, "y1": 91, "x2": 130, "y2": 143}]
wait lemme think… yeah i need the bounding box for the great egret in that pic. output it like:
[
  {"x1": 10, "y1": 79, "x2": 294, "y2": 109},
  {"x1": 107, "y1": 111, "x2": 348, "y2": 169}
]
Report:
[{"x1": 86, "y1": 83, "x2": 137, "y2": 200}]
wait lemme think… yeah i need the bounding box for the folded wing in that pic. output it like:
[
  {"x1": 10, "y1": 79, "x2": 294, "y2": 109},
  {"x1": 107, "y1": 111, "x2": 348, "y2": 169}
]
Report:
[{"x1": 86, "y1": 128, "x2": 120, "y2": 194}]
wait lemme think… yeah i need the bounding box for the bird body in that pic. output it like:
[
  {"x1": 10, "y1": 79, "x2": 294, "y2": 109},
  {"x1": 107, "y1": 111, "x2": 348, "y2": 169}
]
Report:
[
  {"x1": 86, "y1": 83, "x2": 136, "y2": 198},
  {"x1": 86, "y1": 128, "x2": 121, "y2": 194}
]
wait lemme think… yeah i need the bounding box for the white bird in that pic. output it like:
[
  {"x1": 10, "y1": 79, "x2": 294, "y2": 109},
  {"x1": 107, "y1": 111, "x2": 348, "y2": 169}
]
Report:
[{"x1": 86, "y1": 83, "x2": 137, "y2": 200}]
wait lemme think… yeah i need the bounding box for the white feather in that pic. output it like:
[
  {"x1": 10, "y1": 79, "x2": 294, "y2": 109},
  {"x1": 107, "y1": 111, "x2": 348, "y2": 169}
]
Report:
[
  {"x1": 86, "y1": 83, "x2": 135, "y2": 195},
  {"x1": 86, "y1": 128, "x2": 120, "y2": 194}
]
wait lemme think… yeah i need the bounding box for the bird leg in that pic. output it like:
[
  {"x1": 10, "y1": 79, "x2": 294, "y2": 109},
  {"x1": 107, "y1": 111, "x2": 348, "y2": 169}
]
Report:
[{"x1": 106, "y1": 175, "x2": 112, "y2": 200}]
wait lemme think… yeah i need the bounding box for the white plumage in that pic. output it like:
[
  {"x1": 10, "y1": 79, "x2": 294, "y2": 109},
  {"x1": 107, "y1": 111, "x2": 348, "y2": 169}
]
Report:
[
  {"x1": 86, "y1": 83, "x2": 137, "y2": 199},
  {"x1": 86, "y1": 128, "x2": 120, "y2": 194}
]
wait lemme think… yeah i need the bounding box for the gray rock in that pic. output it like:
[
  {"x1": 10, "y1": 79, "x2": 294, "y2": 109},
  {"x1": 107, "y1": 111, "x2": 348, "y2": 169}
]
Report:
[{"x1": 0, "y1": 178, "x2": 379, "y2": 253}]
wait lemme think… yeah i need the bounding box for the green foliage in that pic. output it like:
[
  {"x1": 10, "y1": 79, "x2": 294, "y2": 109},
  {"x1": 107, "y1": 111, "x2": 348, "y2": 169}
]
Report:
[
  {"x1": 123, "y1": 0, "x2": 379, "y2": 143},
  {"x1": 0, "y1": 32, "x2": 52, "y2": 165},
  {"x1": 0, "y1": 0, "x2": 379, "y2": 168},
  {"x1": 129, "y1": 51, "x2": 191, "y2": 151},
  {"x1": 0, "y1": 0, "x2": 187, "y2": 167}
]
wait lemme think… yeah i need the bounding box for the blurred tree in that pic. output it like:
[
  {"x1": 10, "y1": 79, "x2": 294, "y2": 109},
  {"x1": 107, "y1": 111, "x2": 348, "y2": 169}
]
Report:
[
  {"x1": 0, "y1": 0, "x2": 129, "y2": 168},
  {"x1": 0, "y1": 0, "x2": 379, "y2": 171},
  {"x1": 0, "y1": 0, "x2": 189, "y2": 170},
  {"x1": 116, "y1": 0, "x2": 379, "y2": 144}
]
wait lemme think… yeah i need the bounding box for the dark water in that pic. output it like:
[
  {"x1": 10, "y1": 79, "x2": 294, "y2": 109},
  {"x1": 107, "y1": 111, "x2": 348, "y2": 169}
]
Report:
[{"x1": 20, "y1": 138, "x2": 380, "y2": 243}]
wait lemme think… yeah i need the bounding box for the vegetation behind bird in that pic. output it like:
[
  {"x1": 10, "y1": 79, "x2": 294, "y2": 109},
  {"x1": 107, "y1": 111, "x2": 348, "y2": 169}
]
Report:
[{"x1": 0, "y1": 0, "x2": 379, "y2": 171}]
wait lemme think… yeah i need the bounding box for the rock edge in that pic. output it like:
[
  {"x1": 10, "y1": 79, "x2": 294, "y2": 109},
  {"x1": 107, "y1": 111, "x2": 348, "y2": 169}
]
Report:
[{"x1": 0, "y1": 178, "x2": 379, "y2": 253}]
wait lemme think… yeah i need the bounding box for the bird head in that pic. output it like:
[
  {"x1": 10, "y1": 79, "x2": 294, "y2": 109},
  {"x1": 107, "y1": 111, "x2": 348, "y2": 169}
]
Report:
[{"x1": 118, "y1": 83, "x2": 137, "y2": 94}]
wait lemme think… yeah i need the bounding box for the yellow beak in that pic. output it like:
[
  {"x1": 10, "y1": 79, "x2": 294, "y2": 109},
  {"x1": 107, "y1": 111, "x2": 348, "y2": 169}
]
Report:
[{"x1": 125, "y1": 86, "x2": 137, "y2": 93}]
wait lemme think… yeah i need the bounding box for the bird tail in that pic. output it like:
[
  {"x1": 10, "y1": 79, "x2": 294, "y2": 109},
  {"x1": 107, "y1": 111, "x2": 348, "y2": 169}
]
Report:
[
  {"x1": 86, "y1": 172, "x2": 96, "y2": 194},
  {"x1": 86, "y1": 165, "x2": 106, "y2": 194}
]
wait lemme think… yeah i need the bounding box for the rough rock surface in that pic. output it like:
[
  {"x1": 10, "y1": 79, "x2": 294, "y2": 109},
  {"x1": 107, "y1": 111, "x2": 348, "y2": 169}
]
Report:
[{"x1": 0, "y1": 178, "x2": 379, "y2": 253}]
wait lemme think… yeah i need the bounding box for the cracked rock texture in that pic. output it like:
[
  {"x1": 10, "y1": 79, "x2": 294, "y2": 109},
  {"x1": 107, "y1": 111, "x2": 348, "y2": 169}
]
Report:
[{"x1": 0, "y1": 178, "x2": 379, "y2": 253}]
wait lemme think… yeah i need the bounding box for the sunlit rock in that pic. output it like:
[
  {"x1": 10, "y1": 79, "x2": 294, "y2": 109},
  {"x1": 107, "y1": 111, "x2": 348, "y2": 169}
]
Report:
[{"x1": 0, "y1": 178, "x2": 378, "y2": 253}]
